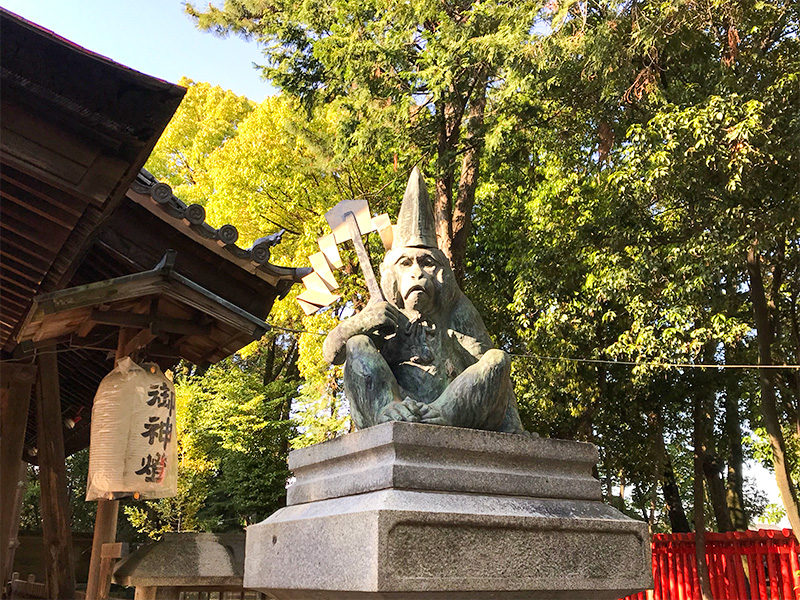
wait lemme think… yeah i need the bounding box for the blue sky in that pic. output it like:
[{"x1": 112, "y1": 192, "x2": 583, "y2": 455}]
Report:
[{"x1": 1, "y1": 0, "x2": 275, "y2": 100}]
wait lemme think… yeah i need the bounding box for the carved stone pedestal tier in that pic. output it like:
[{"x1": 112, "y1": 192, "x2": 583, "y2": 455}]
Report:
[{"x1": 244, "y1": 422, "x2": 652, "y2": 600}]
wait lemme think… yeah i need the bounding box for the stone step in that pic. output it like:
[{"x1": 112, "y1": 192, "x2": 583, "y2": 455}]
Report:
[{"x1": 287, "y1": 422, "x2": 602, "y2": 505}]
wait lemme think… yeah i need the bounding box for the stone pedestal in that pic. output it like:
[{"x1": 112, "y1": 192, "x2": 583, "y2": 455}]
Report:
[{"x1": 244, "y1": 422, "x2": 652, "y2": 599}]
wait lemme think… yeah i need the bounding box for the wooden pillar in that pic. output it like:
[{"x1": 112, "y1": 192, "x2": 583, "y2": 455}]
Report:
[
  {"x1": 85, "y1": 501, "x2": 118, "y2": 600},
  {"x1": 133, "y1": 587, "x2": 156, "y2": 600},
  {"x1": 86, "y1": 328, "x2": 136, "y2": 600},
  {"x1": 36, "y1": 350, "x2": 76, "y2": 600},
  {"x1": 134, "y1": 588, "x2": 178, "y2": 600},
  {"x1": 0, "y1": 363, "x2": 37, "y2": 588}
]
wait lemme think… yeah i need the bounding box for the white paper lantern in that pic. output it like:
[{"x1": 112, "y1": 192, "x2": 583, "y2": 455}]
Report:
[{"x1": 86, "y1": 357, "x2": 178, "y2": 500}]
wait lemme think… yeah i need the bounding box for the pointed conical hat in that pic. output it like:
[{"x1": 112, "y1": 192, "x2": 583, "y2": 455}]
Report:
[{"x1": 393, "y1": 166, "x2": 437, "y2": 249}]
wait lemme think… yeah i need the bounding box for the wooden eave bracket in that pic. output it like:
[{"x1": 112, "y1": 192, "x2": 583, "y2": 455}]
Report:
[{"x1": 13, "y1": 251, "x2": 269, "y2": 362}]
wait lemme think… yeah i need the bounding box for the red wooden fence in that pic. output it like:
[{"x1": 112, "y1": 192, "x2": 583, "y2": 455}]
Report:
[{"x1": 621, "y1": 529, "x2": 800, "y2": 600}]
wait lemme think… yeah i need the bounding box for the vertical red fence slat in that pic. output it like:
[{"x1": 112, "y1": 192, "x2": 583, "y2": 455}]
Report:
[
  {"x1": 704, "y1": 548, "x2": 716, "y2": 600},
  {"x1": 722, "y1": 540, "x2": 736, "y2": 599},
  {"x1": 756, "y1": 536, "x2": 769, "y2": 600},
  {"x1": 686, "y1": 544, "x2": 697, "y2": 600},
  {"x1": 751, "y1": 549, "x2": 764, "y2": 600},
  {"x1": 767, "y1": 531, "x2": 781, "y2": 600},
  {"x1": 618, "y1": 529, "x2": 800, "y2": 600},
  {"x1": 779, "y1": 531, "x2": 794, "y2": 599},
  {"x1": 668, "y1": 542, "x2": 678, "y2": 600},
  {"x1": 690, "y1": 545, "x2": 701, "y2": 600},
  {"x1": 717, "y1": 544, "x2": 728, "y2": 600},
  {"x1": 716, "y1": 547, "x2": 728, "y2": 599},
  {"x1": 675, "y1": 543, "x2": 686, "y2": 600},
  {"x1": 731, "y1": 535, "x2": 749, "y2": 600},
  {"x1": 652, "y1": 541, "x2": 662, "y2": 600},
  {"x1": 788, "y1": 530, "x2": 800, "y2": 599},
  {"x1": 659, "y1": 539, "x2": 670, "y2": 600},
  {"x1": 708, "y1": 545, "x2": 722, "y2": 600}
]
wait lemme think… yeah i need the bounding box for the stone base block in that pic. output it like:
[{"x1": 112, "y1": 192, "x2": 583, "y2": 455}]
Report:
[
  {"x1": 246, "y1": 489, "x2": 650, "y2": 599},
  {"x1": 244, "y1": 423, "x2": 652, "y2": 599}
]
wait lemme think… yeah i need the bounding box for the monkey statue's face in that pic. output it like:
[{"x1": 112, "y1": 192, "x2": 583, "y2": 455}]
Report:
[{"x1": 392, "y1": 247, "x2": 442, "y2": 315}]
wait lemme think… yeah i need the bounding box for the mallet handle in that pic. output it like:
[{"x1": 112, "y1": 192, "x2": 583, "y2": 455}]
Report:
[{"x1": 344, "y1": 211, "x2": 385, "y2": 302}]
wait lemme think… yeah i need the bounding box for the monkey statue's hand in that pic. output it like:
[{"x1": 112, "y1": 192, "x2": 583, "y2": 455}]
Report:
[
  {"x1": 418, "y1": 403, "x2": 447, "y2": 425},
  {"x1": 518, "y1": 430, "x2": 540, "y2": 438},
  {"x1": 378, "y1": 397, "x2": 426, "y2": 423},
  {"x1": 350, "y1": 301, "x2": 402, "y2": 340},
  {"x1": 323, "y1": 301, "x2": 405, "y2": 365}
]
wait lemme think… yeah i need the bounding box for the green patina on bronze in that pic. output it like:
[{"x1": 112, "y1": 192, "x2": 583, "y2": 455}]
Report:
[{"x1": 323, "y1": 168, "x2": 526, "y2": 434}]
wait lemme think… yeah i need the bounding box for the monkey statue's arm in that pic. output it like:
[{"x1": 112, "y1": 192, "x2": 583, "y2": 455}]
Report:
[
  {"x1": 448, "y1": 294, "x2": 495, "y2": 360},
  {"x1": 322, "y1": 301, "x2": 403, "y2": 365}
]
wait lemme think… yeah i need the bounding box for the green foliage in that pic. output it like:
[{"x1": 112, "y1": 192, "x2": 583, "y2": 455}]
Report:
[
  {"x1": 294, "y1": 312, "x2": 351, "y2": 448},
  {"x1": 19, "y1": 450, "x2": 144, "y2": 543},
  {"x1": 466, "y1": 0, "x2": 799, "y2": 530},
  {"x1": 185, "y1": 0, "x2": 540, "y2": 151},
  {"x1": 125, "y1": 336, "x2": 298, "y2": 538},
  {"x1": 124, "y1": 0, "x2": 798, "y2": 537},
  {"x1": 758, "y1": 503, "x2": 787, "y2": 525},
  {"x1": 64, "y1": 448, "x2": 95, "y2": 533},
  {"x1": 144, "y1": 79, "x2": 402, "y2": 456},
  {"x1": 146, "y1": 77, "x2": 255, "y2": 207},
  {"x1": 18, "y1": 465, "x2": 40, "y2": 532},
  {"x1": 19, "y1": 451, "x2": 95, "y2": 533}
]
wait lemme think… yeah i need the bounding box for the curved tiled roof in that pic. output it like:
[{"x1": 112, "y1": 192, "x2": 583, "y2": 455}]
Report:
[{"x1": 130, "y1": 169, "x2": 312, "y2": 295}]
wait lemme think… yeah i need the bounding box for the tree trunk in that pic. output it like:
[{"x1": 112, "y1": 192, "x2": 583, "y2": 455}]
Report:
[
  {"x1": 702, "y1": 451, "x2": 733, "y2": 532},
  {"x1": 662, "y1": 455, "x2": 691, "y2": 533},
  {"x1": 434, "y1": 98, "x2": 457, "y2": 263},
  {"x1": 746, "y1": 243, "x2": 800, "y2": 539},
  {"x1": 450, "y1": 71, "x2": 488, "y2": 282},
  {"x1": 787, "y1": 285, "x2": 800, "y2": 436},
  {"x1": 263, "y1": 335, "x2": 277, "y2": 385},
  {"x1": 37, "y1": 350, "x2": 77, "y2": 600},
  {"x1": 654, "y1": 411, "x2": 691, "y2": 532},
  {"x1": 723, "y1": 379, "x2": 748, "y2": 530},
  {"x1": 693, "y1": 387, "x2": 714, "y2": 600},
  {"x1": 695, "y1": 345, "x2": 733, "y2": 532}
]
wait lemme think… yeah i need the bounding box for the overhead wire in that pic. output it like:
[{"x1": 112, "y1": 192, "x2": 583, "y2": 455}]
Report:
[
  {"x1": 0, "y1": 331, "x2": 119, "y2": 364},
  {"x1": 271, "y1": 324, "x2": 800, "y2": 370},
  {"x1": 506, "y1": 352, "x2": 800, "y2": 370},
  {"x1": 3, "y1": 326, "x2": 797, "y2": 371}
]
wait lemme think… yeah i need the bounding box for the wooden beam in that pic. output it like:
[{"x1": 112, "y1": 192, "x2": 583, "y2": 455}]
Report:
[
  {"x1": 36, "y1": 349, "x2": 76, "y2": 599},
  {"x1": 0, "y1": 360, "x2": 37, "y2": 388},
  {"x1": 36, "y1": 272, "x2": 165, "y2": 315},
  {"x1": 89, "y1": 309, "x2": 211, "y2": 336},
  {"x1": 69, "y1": 331, "x2": 117, "y2": 352},
  {"x1": 133, "y1": 587, "x2": 157, "y2": 600},
  {"x1": 77, "y1": 318, "x2": 97, "y2": 338},
  {"x1": 0, "y1": 459, "x2": 27, "y2": 586},
  {"x1": 85, "y1": 328, "x2": 134, "y2": 600},
  {"x1": 133, "y1": 341, "x2": 180, "y2": 359},
  {"x1": 100, "y1": 542, "x2": 128, "y2": 559},
  {"x1": 12, "y1": 335, "x2": 72, "y2": 357},
  {"x1": 85, "y1": 500, "x2": 118, "y2": 600},
  {"x1": 120, "y1": 328, "x2": 157, "y2": 358},
  {"x1": 0, "y1": 363, "x2": 36, "y2": 586}
]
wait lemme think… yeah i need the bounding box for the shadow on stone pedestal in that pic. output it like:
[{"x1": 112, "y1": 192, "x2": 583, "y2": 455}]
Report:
[
  {"x1": 114, "y1": 533, "x2": 266, "y2": 599},
  {"x1": 245, "y1": 422, "x2": 652, "y2": 600}
]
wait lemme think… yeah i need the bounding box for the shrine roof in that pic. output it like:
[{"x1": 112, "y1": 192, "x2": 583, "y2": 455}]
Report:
[
  {"x1": 0, "y1": 7, "x2": 186, "y2": 351},
  {"x1": 0, "y1": 8, "x2": 307, "y2": 460}
]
